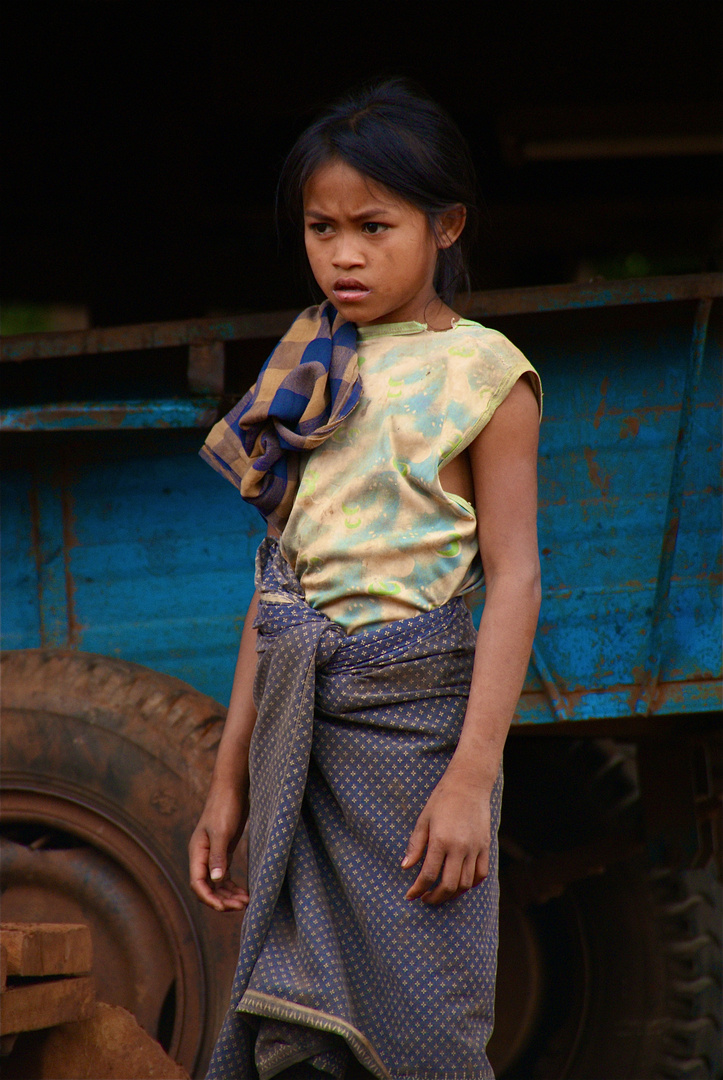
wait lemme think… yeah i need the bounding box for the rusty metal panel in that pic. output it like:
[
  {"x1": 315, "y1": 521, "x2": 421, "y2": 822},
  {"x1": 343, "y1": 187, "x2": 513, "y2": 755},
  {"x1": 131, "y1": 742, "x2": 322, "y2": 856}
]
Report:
[
  {"x1": 1, "y1": 432, "x2": 264, "y2": 701},
  {"x1": 1, "y1": 471, "x2": 46, "y2": 648},
  {"x1": 508, "y1": 298, "x2": 722, "y2": 722},
  {"x1": 1, "y1": 277, "x2": 721, "y2": 720}
]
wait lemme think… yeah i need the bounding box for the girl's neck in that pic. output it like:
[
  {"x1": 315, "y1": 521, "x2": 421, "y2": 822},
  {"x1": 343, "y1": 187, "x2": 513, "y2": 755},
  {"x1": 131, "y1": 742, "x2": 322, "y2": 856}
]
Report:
[
  {"x1": 358, "y1": 296, "x2": 459, "y2": 333},
  {"x1": 422, "y1": 296, "x2": 459, "y2": 331}
]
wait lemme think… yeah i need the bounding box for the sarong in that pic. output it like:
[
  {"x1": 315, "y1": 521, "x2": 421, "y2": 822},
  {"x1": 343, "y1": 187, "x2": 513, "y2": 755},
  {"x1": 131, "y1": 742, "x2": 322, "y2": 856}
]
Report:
[{"x1": 207, "y1": 540, "x2": 501, "y2": 1080}]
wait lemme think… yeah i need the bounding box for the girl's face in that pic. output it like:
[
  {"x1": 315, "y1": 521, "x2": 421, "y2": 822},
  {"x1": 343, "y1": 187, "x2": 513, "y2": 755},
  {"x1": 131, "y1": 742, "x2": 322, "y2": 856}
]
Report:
[{"x1": 303, "y1": 160, "x2": 460, "y2": 327}]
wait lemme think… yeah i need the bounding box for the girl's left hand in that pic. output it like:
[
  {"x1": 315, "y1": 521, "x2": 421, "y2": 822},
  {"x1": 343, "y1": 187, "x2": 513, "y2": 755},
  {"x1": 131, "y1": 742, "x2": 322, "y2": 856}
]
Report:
[{"x1": 402, "y1": 761, "x2": 492, "y2": 905}]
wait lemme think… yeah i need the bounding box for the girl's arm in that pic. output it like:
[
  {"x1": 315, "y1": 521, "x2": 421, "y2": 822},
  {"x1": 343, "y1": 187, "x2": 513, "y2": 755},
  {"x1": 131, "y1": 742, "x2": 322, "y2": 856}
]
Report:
[
  {"x1": 404, "y1": 374, "x2": 541, "y2": 905},
  {"x1": 188, "y1": 589, "x2": 259, "y2": 910},
  {"x1": 190, "y1": 524, "x2": 283, "y2": 911}
]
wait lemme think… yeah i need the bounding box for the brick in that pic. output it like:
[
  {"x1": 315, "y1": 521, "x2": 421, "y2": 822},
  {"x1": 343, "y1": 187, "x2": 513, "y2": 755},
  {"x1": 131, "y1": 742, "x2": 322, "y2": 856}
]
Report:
[
  {"x1": 0, "y1": 924, "x2": 92, "y2": 978},
  {"x1": 0, "y1": 975, "x2": 95, "y2": 1035}
]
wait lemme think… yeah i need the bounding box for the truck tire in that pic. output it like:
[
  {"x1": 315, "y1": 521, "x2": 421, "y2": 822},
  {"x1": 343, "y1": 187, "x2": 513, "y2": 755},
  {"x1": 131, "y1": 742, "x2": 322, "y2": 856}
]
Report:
[
  {"x1": 651, "y1": 865, "x2": 723, "y2": 1080},
  {"x1": 0, "y1": 648, "x2": 244, "y2": 1080},
  {"x1": 490, "y1": 736, "x2": 722, "y2": 1080}
]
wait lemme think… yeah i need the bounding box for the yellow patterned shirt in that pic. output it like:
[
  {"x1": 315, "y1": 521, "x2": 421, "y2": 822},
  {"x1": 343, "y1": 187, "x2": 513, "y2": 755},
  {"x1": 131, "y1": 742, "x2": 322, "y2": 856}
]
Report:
[{"x1": 280, "y1": 318, "x2": 541, "y2": 634}]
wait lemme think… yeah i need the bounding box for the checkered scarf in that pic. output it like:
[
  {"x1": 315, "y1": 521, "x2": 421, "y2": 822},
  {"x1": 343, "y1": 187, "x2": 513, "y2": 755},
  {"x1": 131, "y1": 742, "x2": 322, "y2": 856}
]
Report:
[{"x1": 200, "y1": 302, "x2": 360, "y2": 530}]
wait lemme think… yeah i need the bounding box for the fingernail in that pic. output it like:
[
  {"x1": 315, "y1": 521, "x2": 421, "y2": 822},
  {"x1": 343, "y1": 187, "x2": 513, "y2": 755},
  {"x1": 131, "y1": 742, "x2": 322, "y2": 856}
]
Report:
[
  {"x1": 401, "y1": 856, "x2": 409, "y2": 868},
  {"x1": 210, "y1": 867, "x2": 223, "y2": 881}
]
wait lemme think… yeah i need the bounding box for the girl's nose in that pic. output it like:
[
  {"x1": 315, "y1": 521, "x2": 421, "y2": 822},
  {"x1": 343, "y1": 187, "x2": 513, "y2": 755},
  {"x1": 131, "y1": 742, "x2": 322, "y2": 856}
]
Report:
[{"x1": 332, "y1": 236, "x2": 364, "y2": 269}]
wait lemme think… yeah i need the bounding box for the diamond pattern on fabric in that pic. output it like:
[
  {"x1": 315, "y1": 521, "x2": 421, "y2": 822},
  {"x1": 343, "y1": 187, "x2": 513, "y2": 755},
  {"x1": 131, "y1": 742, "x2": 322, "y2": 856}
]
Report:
[{"x1": 206, "y1": 539, "x2": 500, "y2": 1080}]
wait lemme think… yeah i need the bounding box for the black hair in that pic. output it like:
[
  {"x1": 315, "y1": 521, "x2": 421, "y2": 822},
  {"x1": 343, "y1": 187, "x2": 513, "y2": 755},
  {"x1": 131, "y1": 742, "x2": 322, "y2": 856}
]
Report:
[{"x1": 277, "y1": 79, "x2": 478, "y2": 304}]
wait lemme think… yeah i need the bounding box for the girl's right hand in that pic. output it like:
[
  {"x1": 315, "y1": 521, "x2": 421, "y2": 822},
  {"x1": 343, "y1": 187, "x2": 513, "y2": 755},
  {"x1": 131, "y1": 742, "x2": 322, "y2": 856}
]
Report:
[{"x1": 189, "y1": 782, "x2": 250, "y2": 912}]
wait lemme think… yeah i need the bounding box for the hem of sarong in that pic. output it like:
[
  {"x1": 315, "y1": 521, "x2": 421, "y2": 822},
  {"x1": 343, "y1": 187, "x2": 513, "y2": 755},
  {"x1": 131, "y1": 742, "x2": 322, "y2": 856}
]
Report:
[
  {"x1": 390, "y1": 1073, "x2": 494, "y2": 1080},
  {"x1": 237, "y1": 990, "x2": 391, "y2": 1080}
]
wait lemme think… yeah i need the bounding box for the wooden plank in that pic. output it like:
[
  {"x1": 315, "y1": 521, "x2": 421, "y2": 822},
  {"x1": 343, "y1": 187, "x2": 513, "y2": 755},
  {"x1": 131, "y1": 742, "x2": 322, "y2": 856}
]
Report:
[
  {"x1": 0, "y1": 924, "x2": 92, "y2": 978},
  {"x1": 0, "y1": 975, "x2": 95, "y2": 1035}
]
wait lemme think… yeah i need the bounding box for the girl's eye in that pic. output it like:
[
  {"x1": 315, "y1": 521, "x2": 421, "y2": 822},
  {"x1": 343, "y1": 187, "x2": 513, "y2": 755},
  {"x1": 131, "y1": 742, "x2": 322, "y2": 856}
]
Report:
[
  {"x1": 362, "y1": 222, "x2": 388, "y2": 235},
  {"x1": 309, "y1": 222, "x2": 332, "y2": 236}
]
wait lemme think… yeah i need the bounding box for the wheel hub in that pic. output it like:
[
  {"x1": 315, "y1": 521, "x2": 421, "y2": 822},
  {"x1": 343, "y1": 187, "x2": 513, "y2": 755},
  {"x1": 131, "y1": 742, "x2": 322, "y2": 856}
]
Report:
[{"x1": 1, "y1": 784, "x2": 206, "y2": 1072}]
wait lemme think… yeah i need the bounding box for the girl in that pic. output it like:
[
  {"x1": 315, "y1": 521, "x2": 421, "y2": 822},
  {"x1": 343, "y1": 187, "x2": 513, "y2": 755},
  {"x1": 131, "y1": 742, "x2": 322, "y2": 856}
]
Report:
[{"x1": 190, "y1": 79, "x2": 541, "y2": 1080}]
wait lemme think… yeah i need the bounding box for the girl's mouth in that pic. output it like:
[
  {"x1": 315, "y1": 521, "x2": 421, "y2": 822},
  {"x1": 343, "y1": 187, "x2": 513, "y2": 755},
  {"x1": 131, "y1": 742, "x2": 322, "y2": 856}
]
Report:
[{"x1": 332, "y1": 279, "x2": 370, "y2": 303}]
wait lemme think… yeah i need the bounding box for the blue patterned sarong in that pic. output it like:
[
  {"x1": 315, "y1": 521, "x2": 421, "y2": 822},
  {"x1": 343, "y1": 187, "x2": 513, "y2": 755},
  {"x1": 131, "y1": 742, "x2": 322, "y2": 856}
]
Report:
[{"x1": 207, "y1": 540, "x2": 501, "y2": 1080}]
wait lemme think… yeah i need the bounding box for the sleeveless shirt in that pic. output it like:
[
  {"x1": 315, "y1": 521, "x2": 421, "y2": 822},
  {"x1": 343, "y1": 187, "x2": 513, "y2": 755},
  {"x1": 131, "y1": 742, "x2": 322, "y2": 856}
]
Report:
[{"x1": 280, "y1": 318, "x2": 541, "y2": 634}]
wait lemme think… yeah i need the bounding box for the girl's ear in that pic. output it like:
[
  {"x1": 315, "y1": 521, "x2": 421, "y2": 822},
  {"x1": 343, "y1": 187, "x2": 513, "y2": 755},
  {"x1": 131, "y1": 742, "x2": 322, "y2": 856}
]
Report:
[{"x1": 435, "y1": 205, "x2": 466, "y2": 250}]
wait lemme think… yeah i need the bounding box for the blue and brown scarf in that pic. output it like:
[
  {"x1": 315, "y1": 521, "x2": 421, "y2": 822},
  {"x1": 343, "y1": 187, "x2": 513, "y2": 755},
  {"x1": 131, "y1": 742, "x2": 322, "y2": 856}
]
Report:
[{"x1": 199, "y1": 302, "x2": 360, "y2": 531}]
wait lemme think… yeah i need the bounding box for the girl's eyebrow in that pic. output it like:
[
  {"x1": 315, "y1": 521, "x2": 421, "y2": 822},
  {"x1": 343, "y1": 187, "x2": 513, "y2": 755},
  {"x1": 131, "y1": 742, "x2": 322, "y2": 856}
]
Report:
[{"x1": 303, "y1": 206, "x2": 393, "y2": 221}]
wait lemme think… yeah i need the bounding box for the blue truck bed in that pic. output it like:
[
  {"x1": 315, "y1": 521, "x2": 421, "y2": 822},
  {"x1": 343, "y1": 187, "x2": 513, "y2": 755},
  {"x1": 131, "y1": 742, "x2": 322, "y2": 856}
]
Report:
[{"x1": 3, "y1": 275, "x2": 720, "y2": 723}]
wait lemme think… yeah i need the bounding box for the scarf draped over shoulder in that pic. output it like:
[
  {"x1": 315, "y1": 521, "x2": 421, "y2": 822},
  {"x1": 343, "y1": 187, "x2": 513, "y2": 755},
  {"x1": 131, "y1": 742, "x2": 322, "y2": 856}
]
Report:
[{"x1": 199, "y1": 302, "x2": 360, "y2": 531}]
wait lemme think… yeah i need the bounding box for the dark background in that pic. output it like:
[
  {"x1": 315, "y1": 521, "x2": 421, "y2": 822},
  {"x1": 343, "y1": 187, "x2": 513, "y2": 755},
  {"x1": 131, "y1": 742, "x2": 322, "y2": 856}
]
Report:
[{"x1": 3, "y1": 1, "x2": 722, "y2": 330}]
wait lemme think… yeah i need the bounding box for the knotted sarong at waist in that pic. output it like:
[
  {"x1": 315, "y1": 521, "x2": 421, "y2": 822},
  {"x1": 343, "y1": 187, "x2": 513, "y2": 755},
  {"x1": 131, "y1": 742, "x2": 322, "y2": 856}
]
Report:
[{"x1": 207, "y1": 539, "x2": 501, "y2": 1080}]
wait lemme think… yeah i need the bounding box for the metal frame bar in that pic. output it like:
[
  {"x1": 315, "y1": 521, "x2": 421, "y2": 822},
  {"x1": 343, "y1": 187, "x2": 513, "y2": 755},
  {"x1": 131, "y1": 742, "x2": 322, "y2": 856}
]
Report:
[
  {"x1": 2, "y1": 273, "x2": 721, "y2": 364},
  {"x1": 634, "y1": 298, "x2": 716, "y2": 715},
  {"x1": 530, "y1": 642, "x2": 573, "y2": 722}
]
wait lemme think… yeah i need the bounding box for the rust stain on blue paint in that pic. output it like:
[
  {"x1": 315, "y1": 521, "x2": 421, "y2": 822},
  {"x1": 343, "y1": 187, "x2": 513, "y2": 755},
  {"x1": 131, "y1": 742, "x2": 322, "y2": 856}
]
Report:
[
  {"x1": 59, "y1": 469, "x2": 83, "y2": 648},
  {"x1": 583, "y1": 446, "x2": 611, "y2": 497},
  {"x1": 619, "y1": 416, "x2": 641, "y2": 438},
  {"x1": 593, "y1": 377, "x2": 610, "y2": 430}
]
